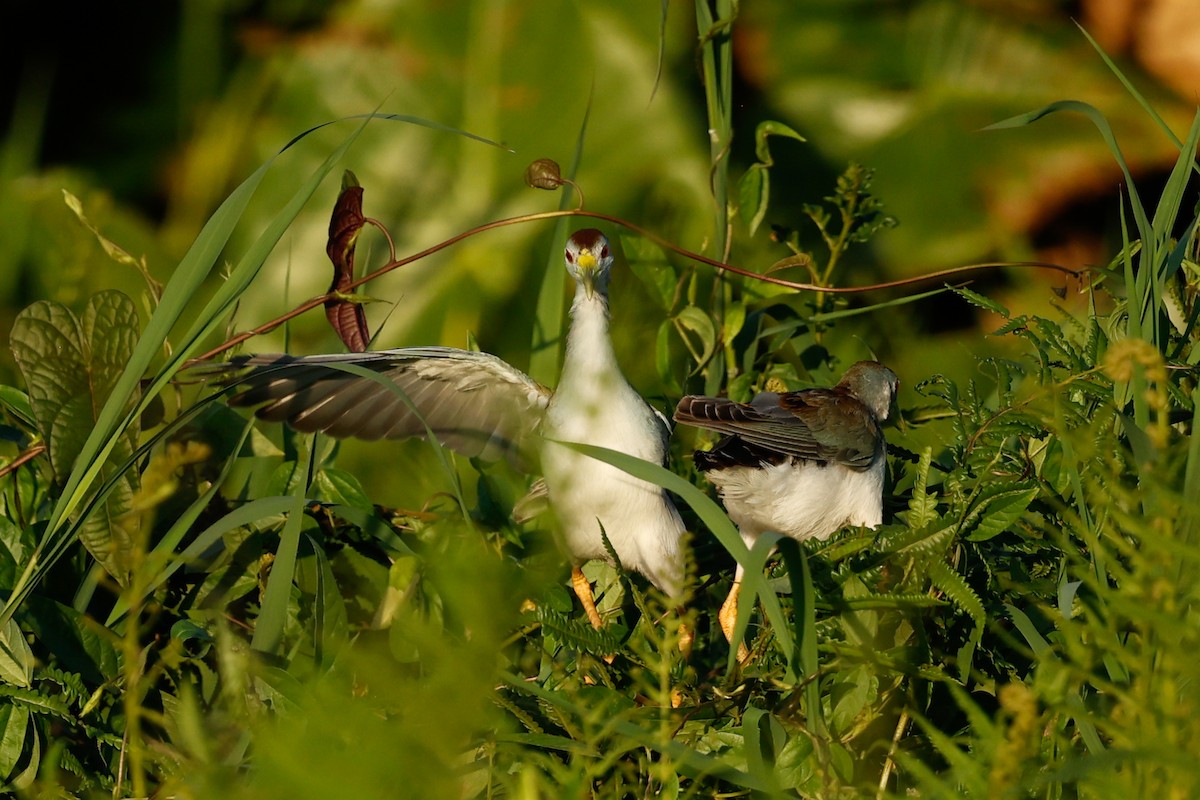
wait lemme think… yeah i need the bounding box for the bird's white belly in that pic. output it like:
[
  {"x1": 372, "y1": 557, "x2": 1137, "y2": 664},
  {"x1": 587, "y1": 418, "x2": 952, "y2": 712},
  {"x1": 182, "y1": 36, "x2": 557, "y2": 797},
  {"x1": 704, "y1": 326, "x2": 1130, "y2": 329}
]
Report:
[
  {"x1": 540, "y1": 396, "x2": 684, "y2": 595},
  {"x1": 708, "y1": 456, "x2": 885, "y2": 547}
]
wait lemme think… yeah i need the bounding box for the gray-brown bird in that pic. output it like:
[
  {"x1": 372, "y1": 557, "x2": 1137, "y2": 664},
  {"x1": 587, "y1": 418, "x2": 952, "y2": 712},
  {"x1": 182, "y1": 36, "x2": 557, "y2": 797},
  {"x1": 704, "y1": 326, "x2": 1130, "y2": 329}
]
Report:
[
  {"x1": 211, "y1": 229, "x2": 687, "y2": 630},
  {"x1": 674, "y1": 361, "x2": 898, "y2": 659}
]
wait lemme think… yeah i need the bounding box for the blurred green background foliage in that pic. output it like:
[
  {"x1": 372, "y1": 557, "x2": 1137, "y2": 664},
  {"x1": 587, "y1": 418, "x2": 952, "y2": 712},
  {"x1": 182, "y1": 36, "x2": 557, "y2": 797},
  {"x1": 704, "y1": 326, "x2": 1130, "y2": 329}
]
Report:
[
  {"x1": 3, "y1": 2, "x2": 1200, "y2": 795},
  {"x1": 7, "y1": 0, "x2": 1196, "y2": 506}
]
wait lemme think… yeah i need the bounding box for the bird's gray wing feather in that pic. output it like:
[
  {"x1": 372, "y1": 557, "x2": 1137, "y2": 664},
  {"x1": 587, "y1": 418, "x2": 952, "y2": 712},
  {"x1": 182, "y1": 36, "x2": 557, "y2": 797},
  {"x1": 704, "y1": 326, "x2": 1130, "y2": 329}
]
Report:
[
  {"x1": 210, "y1": 347, "x2": 552, "y2": 471},
  {"x1": 674, "y1": 390, "x2": 881, "y2": 470}
]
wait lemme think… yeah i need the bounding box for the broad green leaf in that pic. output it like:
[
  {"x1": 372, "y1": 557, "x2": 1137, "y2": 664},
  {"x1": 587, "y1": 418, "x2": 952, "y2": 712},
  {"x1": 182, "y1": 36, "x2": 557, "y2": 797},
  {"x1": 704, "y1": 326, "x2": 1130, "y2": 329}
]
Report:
[
  {"x1": 9, "y1": 291, "x2": 141, "y2": 584},
  {"x1": 298, "y1": 532, "x2": 349, "y2": 670},
  {"x1": 774, "y1": 732, "x2": 817, "y2": 792},
  {"x1": 312, "y1": 468, "x2": 373, "y2": 510},
  {"x1": 1004, "y1": 603, "x2": 1051, "y2": 656},
  {"x1": 722, "y1": 300, "x2": 746, "y2": 350},
  {"x1": 622, "y1": 235, "x2": 677, "y2": 311},
  {"x1": 742, "y1": 706, "x2": 784, "y2": 795},
  {"x1": 740, "y1": 118, "x2": 808, "y2": 233},
  {"x1": 0, "y1": 703, "x2": 29, "y2": 782},
  {"x1": 675, "y1": 305, "x2": 717, "y2": 365},
  {"x1": 583, "y1": 560, "x2": 625, "y2": 620},
  {"x1": 10, "y1": 291, "x2": 139, "y2": 484},
  {"x1": 964, "y1": 483, "x2": 1038, "y2": 542},
  {"x1": 0, "y1": 387, "x2": 34, "y2": 431},
  {"x1": 830, "y1": 665, "x2": 876, "y2": 734},
  {"x1": 737, "y1": 163, "x2": 769, "y2": 235},
  {"x1": 827, "y1": 741, "x2": 855, "y2": 783},
  {"x1": 0, "y1": 619, "x2": 32, "y2": 688},
  {"x1": 0, "y1": 520, "x2": 24, "y2": 594},
  {"x1": 18, "y1": 597, "x2": 121, "y2": 683},
  {"x1": 170, "y1": 619, "x2": 214, "y2": 657}
]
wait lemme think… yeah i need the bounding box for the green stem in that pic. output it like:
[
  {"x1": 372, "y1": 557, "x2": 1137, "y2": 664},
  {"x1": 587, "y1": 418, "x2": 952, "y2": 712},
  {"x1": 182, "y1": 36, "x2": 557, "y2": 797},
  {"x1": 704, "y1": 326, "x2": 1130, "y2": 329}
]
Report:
[{"x1": 696, "y1": 0, "x2": 736, "y2": 391}]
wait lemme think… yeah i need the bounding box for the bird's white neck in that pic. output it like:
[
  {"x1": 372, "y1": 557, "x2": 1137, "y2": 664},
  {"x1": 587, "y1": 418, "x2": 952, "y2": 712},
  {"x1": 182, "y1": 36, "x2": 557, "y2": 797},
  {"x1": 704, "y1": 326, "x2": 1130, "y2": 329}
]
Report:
[{"x1": 559, "y1": 289, "x2": 619, "y2": 393}]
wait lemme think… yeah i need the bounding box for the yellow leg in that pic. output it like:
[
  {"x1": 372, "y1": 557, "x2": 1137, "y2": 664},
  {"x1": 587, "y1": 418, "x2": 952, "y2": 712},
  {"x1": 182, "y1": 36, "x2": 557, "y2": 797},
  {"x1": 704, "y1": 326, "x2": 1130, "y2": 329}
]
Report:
[
  {"x1": 571, "y1": 565, "x2": 604, "y2": 630},
  {"x1": 718, "y1": 578, "x2": 751, "y2": 663}
]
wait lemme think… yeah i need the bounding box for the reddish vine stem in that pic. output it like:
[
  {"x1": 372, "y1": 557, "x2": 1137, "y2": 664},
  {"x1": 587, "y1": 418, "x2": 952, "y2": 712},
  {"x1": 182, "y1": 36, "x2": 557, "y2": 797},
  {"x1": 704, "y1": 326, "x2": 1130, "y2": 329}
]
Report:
[
  {"x1": 187, "y1": 208, "x2": 1084, "y2": 366},
  {"x1": 0, "y1": 443, "x2": 47, "y2": 481},
  {"x1": 4, "y1": 201, "x2": 1087, "y2": 474}
]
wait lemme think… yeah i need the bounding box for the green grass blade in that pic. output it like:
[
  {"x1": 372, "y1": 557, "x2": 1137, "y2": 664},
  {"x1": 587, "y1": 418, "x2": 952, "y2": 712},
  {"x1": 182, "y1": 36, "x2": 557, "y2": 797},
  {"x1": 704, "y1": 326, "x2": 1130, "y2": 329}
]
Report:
[
  {"x1": 251, "y1": 445, "x2": 312, "y2": 655},
  {"x1": 46, "y1": 160, "x2": 272, "y2": 533},
  {"x1": 114, "y1": 495, "x2": 299, "y2": 628},
  {"x1": 778, "y1": 539, "x2": 824, "y2": 734},
  {"x1": 9, "y1": 112, "x2": 502, "y2": 626},
  {"x1": 809, "y1": 285, "x2": 956, "y2": 323},
  {"x1": 528, "y1": 92, "x2": 592, "y2": 385},
  {"x1": 985, "y1": 101, "x2": 1151, "y2": 243},
  {"x1": 171, "y1": 116, "x2": 374, "y2": 359},
  {"x1": 6, "y1": 123, "x2": 350, "y2": 624},
  {"x1": 104, "y1": 414, "x2": 258, "y2": 626},
  {"x1": 741, "y1": 706, "x2": 784, "y2": 795},
  {"x1": 555, "y1": 440, "x2": 797, "y2": 678},
  {"x1": 1150, "y1": 110, "x2": 1200, "y2": 247},
  {"x1": 1076, "y1": 23, "x2": 1187, "y2": 152}
]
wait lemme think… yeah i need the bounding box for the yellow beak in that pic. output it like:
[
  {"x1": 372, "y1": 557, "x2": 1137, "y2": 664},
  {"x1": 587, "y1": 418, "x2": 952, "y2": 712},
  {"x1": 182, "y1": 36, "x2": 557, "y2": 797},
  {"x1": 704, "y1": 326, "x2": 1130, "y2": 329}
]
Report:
[{"x1": 576, "y1": 252, "x2": 598, "y2": 298}]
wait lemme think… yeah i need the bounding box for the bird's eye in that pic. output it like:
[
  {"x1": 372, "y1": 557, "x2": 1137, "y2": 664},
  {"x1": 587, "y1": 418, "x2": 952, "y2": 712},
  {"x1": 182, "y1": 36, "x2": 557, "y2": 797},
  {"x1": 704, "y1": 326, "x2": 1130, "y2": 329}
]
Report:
[
  {"x1": 565, "y1": 249, "x2": 575, "y2": 263},
  {"x1": 600, "y1": 246, "x2": 610, "y2": 259}
]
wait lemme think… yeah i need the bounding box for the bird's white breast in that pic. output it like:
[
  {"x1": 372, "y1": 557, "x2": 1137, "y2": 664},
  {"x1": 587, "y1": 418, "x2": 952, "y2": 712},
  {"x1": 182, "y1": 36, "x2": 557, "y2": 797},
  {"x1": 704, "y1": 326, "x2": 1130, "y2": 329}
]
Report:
[
  {"x1": 539, "y1": 292, "x2": 685, "y2": 597},
  {"x1": 707, "y1": 453, "x2": 886, "y2": 548}
]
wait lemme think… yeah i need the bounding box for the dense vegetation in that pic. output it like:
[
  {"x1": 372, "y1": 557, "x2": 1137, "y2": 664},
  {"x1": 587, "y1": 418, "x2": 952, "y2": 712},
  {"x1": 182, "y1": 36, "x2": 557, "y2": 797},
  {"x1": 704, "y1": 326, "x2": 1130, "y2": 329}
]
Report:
[{"x1": 1, "y1": 3, "x2": 1198, "y2": 797}]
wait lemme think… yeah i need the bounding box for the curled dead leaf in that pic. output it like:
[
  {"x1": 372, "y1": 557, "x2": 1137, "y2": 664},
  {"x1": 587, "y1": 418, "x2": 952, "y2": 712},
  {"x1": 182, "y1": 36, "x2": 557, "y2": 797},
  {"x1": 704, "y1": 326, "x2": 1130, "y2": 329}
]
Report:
[{"x1": 325, "y1": 170, "x2": 371, "y2": 352}]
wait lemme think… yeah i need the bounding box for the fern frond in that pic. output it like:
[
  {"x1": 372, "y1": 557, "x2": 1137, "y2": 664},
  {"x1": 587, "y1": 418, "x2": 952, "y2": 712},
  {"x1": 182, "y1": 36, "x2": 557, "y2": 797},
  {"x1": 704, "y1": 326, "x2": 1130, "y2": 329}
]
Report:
[
  {"x1": 0, "y1": 684, "x2": 77, "y2": 722},
  {"x1": 953, "y1": 286, "x2": 1011, "y2": 319},
  {"x1": 928, "y1": 561, "x2": 985, "y2": 628},
  {"x1": 35, "y1": 664, "x2": 90, "y2": 705},
  {"x1": 877, "y1": 523, "x2": 956, "y2": 559},
  {"x1": 536, "y1": 606, "x2": 623, "y2": 654}
]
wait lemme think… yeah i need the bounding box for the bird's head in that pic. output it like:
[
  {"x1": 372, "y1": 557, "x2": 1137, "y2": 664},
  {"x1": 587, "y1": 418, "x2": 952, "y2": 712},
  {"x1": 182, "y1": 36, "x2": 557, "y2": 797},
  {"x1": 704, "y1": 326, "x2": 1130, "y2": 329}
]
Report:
[
  {"x1": 564, "y1": 228, "x2": 613, "y2": 299},
  {"x1": 840, "y1": 361, "x2": 900, "y2": 421}
]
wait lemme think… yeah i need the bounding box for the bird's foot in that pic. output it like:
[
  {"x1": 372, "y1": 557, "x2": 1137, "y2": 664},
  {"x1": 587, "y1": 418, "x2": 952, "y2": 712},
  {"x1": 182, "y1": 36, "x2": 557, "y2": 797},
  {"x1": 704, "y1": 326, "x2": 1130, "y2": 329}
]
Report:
[
  {"x1": 718, "y1": 580, "x2": 752, "y2": 664},
  {"x1": 571, "y1": 565, "x2": 615, "y2": 663},
  {"x1": 571, "y1": 565, "x2": 605, "y2": 630}
]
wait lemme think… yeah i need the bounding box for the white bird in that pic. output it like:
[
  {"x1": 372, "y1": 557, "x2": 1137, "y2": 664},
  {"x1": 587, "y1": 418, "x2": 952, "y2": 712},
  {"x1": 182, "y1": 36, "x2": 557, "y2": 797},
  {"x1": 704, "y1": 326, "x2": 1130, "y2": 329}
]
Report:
[
  {"x1": 213, "y1": 229, "x2": 687, "y2": 631},
  {"x1": 673, "y1": 361, "x2": 898, "y2": 660}
]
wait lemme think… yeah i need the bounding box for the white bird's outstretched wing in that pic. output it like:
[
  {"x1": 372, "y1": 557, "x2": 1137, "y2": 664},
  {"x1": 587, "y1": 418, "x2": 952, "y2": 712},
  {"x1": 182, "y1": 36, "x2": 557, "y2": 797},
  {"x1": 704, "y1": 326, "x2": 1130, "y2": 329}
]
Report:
[{"x1": 212, "y1": 346, "x2": 552, "y2": 470}]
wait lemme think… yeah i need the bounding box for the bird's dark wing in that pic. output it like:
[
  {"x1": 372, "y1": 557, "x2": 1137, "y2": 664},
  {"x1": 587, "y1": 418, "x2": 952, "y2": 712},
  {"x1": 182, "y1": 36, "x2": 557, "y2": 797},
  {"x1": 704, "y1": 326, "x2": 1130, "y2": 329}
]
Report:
[
  {"x1": 692, "y1": 435, "x2": 789, "y2": 471},
  {"x1": 206, "y1": 347, "x2": 552, "y2": 471},
  {"x1": 674, "y1": 389, "x2": 883, "y2": 471}
]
